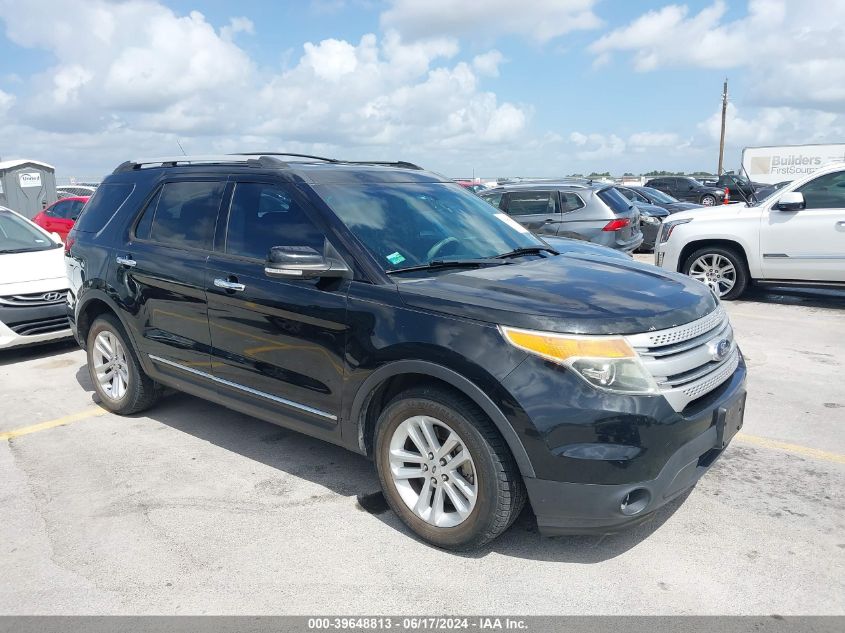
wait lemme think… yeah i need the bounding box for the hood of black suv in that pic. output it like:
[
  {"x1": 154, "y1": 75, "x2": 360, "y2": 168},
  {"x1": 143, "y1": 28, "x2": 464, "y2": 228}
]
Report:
[{"x1": 397, "y1": 253, "x2": 716, "y2": 335}]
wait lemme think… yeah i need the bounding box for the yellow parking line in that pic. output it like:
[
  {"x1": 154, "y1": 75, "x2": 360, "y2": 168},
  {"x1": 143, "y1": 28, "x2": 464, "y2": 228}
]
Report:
[
  {"x1": 0, "y1": 406, "x2": 109, "y2": 441},
  {"x1": 736, "y1": 432, "x2": 845, "y2": 465}
]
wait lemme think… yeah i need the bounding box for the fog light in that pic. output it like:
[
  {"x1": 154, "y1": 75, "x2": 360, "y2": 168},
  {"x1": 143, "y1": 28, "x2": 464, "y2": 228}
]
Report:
[{"x1": 620, "y1": 488, "x2": 651, "y2": 516}]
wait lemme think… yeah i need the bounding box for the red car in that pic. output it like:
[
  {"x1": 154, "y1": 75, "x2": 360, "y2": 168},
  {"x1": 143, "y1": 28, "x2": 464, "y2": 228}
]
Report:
[{"x1": 32, "y1": 196, "x2": 89, "y2": 241}]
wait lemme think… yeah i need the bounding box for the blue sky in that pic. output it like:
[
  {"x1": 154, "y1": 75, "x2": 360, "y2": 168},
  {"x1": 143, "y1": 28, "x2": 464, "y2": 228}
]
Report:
[{"x1": 0, "y1": 0, "x2": 842, "y2": 180}]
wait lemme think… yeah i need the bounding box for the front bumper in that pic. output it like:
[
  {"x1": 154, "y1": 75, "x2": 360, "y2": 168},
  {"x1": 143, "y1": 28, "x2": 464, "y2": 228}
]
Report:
[
  {"x1": 522, "y1": 364, "x2": 746, "y2": 535},
  {"x1": 0, "y1": 303, "x2": 72, "y2": 349}
]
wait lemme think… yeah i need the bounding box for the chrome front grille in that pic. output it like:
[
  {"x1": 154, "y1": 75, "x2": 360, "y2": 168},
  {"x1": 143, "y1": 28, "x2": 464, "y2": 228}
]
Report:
[
  {"x1": 0, "y1": 290, "x2": 69, "y2": 307},
  {"x1": 626, "y1": 306, "x2": 739, "y2": 412}
]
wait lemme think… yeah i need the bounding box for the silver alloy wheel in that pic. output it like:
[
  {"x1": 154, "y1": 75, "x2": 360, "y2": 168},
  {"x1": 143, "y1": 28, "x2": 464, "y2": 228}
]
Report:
[
  {"x1": 688, "y1": 253, "x2": 736, "y2": 297},
  {"x1": 92, "y1": 331, "x2": 129, "y2": 400},
  {"x1": 388, "y1": 415, "x2": 478, "y2": 528},
  {"x1": 701, "y1": 195, "x2": 716, "y2": 206}
]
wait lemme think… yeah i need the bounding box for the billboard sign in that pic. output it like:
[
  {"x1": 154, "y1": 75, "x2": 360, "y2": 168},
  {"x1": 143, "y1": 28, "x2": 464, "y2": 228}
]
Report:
[{"x1": 742, "y1": 144, "x2": 845, "y2": 184}]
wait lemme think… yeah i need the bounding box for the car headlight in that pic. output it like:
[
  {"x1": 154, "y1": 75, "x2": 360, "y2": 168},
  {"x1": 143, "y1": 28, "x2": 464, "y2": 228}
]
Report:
[
  {"x1": 500, "y1": 326, "x2": 659, "y2": 395},
  {"x1": 658, "y1": 218, "x2": 692, "y2": 243}
]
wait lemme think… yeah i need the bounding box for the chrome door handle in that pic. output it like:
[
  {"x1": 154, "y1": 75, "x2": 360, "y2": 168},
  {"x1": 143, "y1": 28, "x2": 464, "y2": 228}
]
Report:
[
  {"x1": 115, "y1": 256, "x2": 136, "y2": 267},
  {"x1": 214, "y1": 278, "x2": 245, "y2": 292}
]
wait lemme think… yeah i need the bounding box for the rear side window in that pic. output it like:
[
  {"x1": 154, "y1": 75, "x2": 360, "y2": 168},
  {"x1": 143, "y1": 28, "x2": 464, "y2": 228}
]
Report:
[
  {"x1": 224, "y1": 183, "x2": 324, "y2": 260},
  {"x1": 136, "y1": 181, "x2": 224, "y2": 250},
  {"x1": 481, "y1": 192, "x2": 504, "y2": 209},
  {"x1": 597, "y1": 188, "x2": 633, "y2": 215},
  {"x1": 560, "y1": 192, "x2": 585, "y2": 212},
  {"x1": 73, "y1": 183, "x2": 135, "y2": 233},
  {"x1": 506, "y1": 191, "x2": 557, "y2": 216}
]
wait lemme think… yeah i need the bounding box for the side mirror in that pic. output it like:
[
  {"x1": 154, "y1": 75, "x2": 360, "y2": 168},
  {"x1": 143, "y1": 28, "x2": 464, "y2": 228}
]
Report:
[
  {"x1": 265, "y1": 245, "x2": 350, "y2": 279},
  {"x1": 774, "y1": 191, "x2": 805, "y2": 211}
]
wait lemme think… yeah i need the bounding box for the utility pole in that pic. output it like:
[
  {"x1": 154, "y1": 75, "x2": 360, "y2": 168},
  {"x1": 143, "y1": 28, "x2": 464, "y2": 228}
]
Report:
[{"x1": 717, "y1": 78, "x2": 728, "y2": 175}]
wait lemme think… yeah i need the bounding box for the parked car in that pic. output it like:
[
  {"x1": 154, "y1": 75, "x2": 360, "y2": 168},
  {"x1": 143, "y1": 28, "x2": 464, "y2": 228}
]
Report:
[
  {"x1": 57, "y1": 185, "x2": 98, "y2": 199},
  {"x1": 0, "y1": 206, "x2": 72, "y2": 350},
  {"x1": 541, "y1": 235, "x2": 631, "y2": 260},
  {"x1": 32, "y1": 196, "x2": 89, "y2": 241},
  {"x1": 623, "y1": 193, "x2": 669, "y2": 252},
  {"x1": 655, "y1": 162, "x2": 845, "y2": 299},
  {"x1": 752, "y1": 180, "x2": 792, "y2": 202},
  {"x1": 479, "y1": 181, "x2": 643, "y2": 252},
  {"x1": 644, "y1": 176, "x2": 727, "y2": 206},
  {"x1": 700, "y1": 173, "x2": 764, "y2": 202},
  {"x1": 617, "y1": 185, "x2": 704, "y2": 215},
  {"x1": 66, "y1": 153, "x2": 745, "y2": 550}
]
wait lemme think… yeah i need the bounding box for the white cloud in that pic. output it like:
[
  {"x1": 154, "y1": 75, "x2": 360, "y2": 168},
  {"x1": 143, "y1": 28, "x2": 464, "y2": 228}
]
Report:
[
  {"x1": 0, "y1": 0, "x2": 528, "y2": 178},
  {"x1": 589, "y1": 0, "x2": 845, "y2": 113},
  {"x1": 381, "y1": 0, "x2": 602, "y2": 43},
  {"x1": 628, "y1": 132, "x2": 680, "y2": 147},
  {"x1": 698, "y1": 103, "x2": 845, "y2": 148},
  {"x1": 472, "y1": 51, "x2": 504, "y2": 77},
  {"x1": 221, "y1": 16, "x2": 255, "y2": 41},
  {"x1": 568, "y1": 132, "x2": 626, "y2": 160}
]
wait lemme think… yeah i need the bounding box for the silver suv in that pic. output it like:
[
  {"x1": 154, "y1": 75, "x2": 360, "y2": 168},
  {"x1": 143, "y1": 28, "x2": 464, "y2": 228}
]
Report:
[{"x1": 479, "y1": 181, "x2": 643, "y2": 252}]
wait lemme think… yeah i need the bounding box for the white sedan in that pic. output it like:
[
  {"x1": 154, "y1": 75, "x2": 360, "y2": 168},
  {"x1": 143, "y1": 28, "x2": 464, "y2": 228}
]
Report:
[{"x1": 0, "y1": 206, "x2": 73, "y2": 349}]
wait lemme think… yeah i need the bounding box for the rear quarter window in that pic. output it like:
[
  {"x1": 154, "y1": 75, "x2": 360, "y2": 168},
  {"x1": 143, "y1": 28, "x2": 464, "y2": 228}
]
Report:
[
  {"x1": 597, "y1": 188, "x2": 634, "y2": 215},
  {"x1": 73, "y1": 183, "x2": 135, "y2": 233}
]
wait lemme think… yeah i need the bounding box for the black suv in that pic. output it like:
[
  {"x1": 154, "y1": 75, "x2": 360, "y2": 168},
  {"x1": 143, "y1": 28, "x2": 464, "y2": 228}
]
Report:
[
  {"x1": 66, "y1": 154, "x2": 747, "y2": 550},
  {"x1": 644, "y1": 176, "x2": 727, "y2": 206}
]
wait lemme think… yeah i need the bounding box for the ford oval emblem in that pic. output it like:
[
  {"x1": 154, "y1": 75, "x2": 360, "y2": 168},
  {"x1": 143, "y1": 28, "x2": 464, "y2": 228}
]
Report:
[{"x1": 708, "y1": 338, "x2": 731, "y2": 361}]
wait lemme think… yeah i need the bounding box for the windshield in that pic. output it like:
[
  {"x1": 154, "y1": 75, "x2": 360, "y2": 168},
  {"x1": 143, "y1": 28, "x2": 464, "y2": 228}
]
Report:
[
  {"x1": 316, "y1": 182, "x2": 544, "y2": 271},
  {"x1": 639, "y1": 187, "x2": 678, "y2": 203},
  {"x1": 0, "y1": 210, "x2": 58, "y2": 253}
]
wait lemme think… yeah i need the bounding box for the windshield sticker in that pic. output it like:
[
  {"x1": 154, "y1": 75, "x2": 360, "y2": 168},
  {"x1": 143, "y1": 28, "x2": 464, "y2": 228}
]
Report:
[
  {"x1": 494, "y1": 213, "x2": 530, "y2": 233},
  {"x1": 386, "y1": 251, "x2": 406, "y2": 265}
]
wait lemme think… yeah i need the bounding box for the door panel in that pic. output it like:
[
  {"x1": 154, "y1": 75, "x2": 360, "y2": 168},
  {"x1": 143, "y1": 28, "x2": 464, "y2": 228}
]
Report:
[
  {"x1": 206, "y1": 180, "x2": 349, "y2": 429},
  {"x1": 760, "y1": 172, "x2": 845, "y2": 281},
  {"x1": 205, "y1": 258, "x2": 349, "y2": 426},
  {"x1": 118, "y1": 179, "x2": 225, "y2": 372},
  {"x1": 503, "y1": 191, "x2": 561, "y2": 235}
]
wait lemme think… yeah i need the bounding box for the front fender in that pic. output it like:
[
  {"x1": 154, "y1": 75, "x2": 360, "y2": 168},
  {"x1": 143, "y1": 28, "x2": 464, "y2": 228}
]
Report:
[{"x1": 347, "y1": 359, "x2": 535, "y2": 478}]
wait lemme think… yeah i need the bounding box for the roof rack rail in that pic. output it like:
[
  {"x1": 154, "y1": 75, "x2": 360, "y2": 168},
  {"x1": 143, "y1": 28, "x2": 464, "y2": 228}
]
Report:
[
  {"x1": 233, "y1": 152, "x2": 339, "y2": 163},
  {"x1": 111, "y1": 154, "x2": 424, "y2": 174},
  {"x1": 343, "y1": 160, "x2": 424, "y2": 170},
  {"x1": 112, "y1": 154, "x2": 292, "y2": 174}
]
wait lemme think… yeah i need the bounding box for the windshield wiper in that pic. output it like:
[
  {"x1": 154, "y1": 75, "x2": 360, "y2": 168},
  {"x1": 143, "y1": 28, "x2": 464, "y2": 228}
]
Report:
[
  {"x1": 387, "y1": 258, "x2": 510, "y2": 275},
  {"x1": 495, "y1": 246, "x2": 558, "y2": 259}
]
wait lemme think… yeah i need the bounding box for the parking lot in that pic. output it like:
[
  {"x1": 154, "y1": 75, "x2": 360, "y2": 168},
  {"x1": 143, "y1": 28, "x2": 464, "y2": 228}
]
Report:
[{"x1": 0, "y1": 275, "x2": 842, "y2": 615}]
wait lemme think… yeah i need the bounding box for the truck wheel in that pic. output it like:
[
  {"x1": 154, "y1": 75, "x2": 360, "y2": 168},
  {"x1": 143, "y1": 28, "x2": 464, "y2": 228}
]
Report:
[
  {"x1": 86, "y1": 314, "x2": 160, "y2": 415},
  {"x1": 374, "y1": 386, "x2": 526, "y2": 550},
  {"x1": 701, "y1": 194, "x2": 717, "y2": 206},
  {"x1": 683, "y1": 246, "x2": 749, "y2": 300}
]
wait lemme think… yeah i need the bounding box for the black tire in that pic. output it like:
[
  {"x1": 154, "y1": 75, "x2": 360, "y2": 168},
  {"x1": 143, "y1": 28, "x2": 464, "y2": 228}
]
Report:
[
  {"x1": 86, "y1": 313, "x2": 160, "y2": 415},
  {"x1": 682, "y1": 245, "x2": 749, "y2": 300},
  {"x1": 701, "y1": 194, "x2": 717, "y2": 206},
  {"x1": 374, "y1": 386, "x2": 526, "y2": 550}
]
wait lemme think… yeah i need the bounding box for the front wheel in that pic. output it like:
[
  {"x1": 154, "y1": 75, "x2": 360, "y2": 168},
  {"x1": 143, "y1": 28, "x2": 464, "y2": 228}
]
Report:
[
  {"x1": 683, "y1": 246, "x2": 749, "y2": 300},
  {"x1": 374, "y1": 387, "x2": 525, "y2": 550},
  {"x1": 701, "y1": 194, "x2": 717, "y2": 206}
]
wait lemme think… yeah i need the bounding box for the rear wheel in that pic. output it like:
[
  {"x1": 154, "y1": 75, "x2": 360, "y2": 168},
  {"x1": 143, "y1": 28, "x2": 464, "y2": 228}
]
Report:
[
  {"x1": 683, "y1": 246, "x2": 749, "y2": 300},
  {"x1": 374, "y1": 387, "x2": 525, "y2": 550},
  {"x1": 87, "y1": 314, "x2": 160, "y2": 414}
]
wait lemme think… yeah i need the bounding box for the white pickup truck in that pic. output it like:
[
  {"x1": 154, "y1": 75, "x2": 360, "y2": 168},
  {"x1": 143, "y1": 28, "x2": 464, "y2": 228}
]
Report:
[{"x1": 654, "y1": 162, "x2": 845, "y2": 299}]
